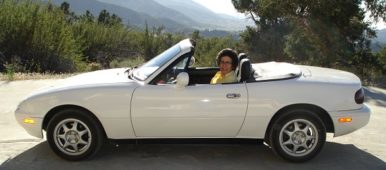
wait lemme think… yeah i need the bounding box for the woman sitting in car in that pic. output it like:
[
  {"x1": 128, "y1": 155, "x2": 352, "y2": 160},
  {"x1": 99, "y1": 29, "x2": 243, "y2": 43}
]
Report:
[{"x1": 210, "y1": 48, "x2": 238, "y2": 84}]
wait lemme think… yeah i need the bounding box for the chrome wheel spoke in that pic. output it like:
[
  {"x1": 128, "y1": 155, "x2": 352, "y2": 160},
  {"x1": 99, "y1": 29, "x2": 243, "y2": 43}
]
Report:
[
  {"x1": 63, "y1": 141, "x2": 70, "y2": 148},
  {"x1": 293, "y1": 122, "x2": 300, "y2": 131},
  {"x1": 78, "y1": 129, "x2": 88, "y2": 136},
  {"x1": 71, "y1": 144, "x2": 79, "y2": 152},
  {"x1": 284, "y1": 129, "x2": 293, "y2": 136},
  {"x1": 79, "y1": 138, "x2": 89, "y2": 145},
  {"x1": 306, "y1": 135, "x2": 315, "y2": 142},
  {"x1": 301, "y1": 125, "x2": 310, "y2": 134},
  {"x1": 292, "y1": 145, "x2": 299, "y2": 153},
  {"x1": 62, "y1": 124, "x2": 70, "y2": 133},
  {"x1": 71, "y1": 121, "x2": 78, "y2": 131},
  {"x1": 283, "y1": 139, "x2": 292, "y2": 145},
  {"x1": 301, "y1": 143, "x2": 310, "y2": 150},
  {"x1": 58, "y1": 134, "x2": 66, "y2": 140}
]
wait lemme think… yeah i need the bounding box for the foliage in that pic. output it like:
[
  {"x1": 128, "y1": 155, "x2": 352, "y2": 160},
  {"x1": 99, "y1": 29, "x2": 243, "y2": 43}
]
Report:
[
  {"x1": 5, "y1": 63, "x2": 15, "y2": 81},
  {"x1": 0, "y1": 0, "x2": 385, "y2": 87},
  {"x1": 377, "y1": 47, "x2": 386, "y2": 70},
  {"x1": 193, "y1": 31, "x2": 241, "y2": 67},
  {"x1": 232, "y1": 0, "x2": 386, "y2": 81},
  {"x1": 239, "y1": 24, "x2": 291, "y2": 63},
  {"x1": 0, "y1": 0, "x2": 195, "y2": 74},
  {"x1": 110, "y1": 57, "x2": 145, "y2": 68}
]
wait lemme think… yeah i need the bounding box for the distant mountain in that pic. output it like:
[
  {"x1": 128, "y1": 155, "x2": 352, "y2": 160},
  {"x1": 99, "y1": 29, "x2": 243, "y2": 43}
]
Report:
[
  {"x1": 374, "y1": 28, "x2": 386, "y2": 43},
  {"x1": 371, "y1": 28, "x2": 386, "y2": 52},
  {"x1": 48, "y1": 0, "x2": 192, "y2": 32},
  {"x1": 96, "y1": 0, "x2": 203, "y2": 28},
  {"x1": 153, "y1": 0, "x2": 252, "y2": 30},
  {"x1": 47, "y1": 0, "x2": 253, "y2": 33}
]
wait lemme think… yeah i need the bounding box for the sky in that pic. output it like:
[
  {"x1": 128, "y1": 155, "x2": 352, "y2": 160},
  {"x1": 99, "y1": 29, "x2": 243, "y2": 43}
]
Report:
[
  {"x1": 192, "y1": 0, "x2": 244, "y2": 18},
  {"x1": 193, "y1": 0, "x2": 386, "y2": 30}
]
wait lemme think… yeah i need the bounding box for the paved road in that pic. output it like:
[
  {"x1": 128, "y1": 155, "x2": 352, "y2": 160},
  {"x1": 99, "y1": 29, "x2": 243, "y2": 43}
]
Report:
[{"x1": 0, "y1": 80, "x2": 385, "y2": 170}]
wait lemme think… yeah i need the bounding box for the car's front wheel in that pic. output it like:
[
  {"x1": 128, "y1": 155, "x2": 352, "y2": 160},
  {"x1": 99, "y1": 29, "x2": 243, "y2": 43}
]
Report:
[
  {"x1": 269, "y1": 109, "x2": 326, "y2": 162},
  {"x1": 46, "y1": 109, "x2": 104, "y2": 161}
]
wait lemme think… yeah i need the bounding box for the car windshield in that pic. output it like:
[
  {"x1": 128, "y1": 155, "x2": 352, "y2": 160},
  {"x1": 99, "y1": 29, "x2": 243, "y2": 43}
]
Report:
[{"x1": 133, "y1": 44, "x2": 181, "y2": 81}]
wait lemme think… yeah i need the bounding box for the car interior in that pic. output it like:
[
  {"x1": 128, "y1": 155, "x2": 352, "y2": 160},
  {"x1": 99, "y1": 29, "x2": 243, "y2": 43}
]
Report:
[{"x1": 151, "y1": 52, "x2": 256, "y2": 85}]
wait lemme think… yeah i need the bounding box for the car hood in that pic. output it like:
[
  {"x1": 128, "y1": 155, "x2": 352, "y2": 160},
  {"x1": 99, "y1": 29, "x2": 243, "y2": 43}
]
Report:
[
  {"x1": 57, "y1": 68, "x2": 133, "y2": 87},
  {"x1": 29, "y1": 68, "x2": 135, "y2": 95}
]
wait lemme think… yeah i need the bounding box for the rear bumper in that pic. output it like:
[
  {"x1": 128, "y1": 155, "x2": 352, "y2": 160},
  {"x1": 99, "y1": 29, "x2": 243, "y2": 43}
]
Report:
[{"x1": 330, "y1": 104, "x2": 371, "y2": 137}]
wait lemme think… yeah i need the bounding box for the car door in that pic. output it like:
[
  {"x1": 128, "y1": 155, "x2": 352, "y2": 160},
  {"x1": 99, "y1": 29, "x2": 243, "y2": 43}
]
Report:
[{"x1": 131, "y1": 83, "x2": 248, "y2": 137}]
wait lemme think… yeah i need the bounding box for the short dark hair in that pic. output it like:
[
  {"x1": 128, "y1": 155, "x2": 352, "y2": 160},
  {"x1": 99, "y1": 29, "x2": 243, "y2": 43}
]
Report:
[{"x1": 216, "y1": 48, "x2": 238, "y2": 70}]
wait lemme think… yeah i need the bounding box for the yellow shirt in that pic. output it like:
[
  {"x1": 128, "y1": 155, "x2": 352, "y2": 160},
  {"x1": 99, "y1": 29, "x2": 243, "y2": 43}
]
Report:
[{"x1": 210, "y1": 71, "x2": 237, "y2": 84}]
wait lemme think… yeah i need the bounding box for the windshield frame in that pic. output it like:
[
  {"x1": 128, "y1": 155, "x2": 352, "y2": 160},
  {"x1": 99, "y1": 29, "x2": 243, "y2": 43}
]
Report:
[
  {"x1": 133, "y1": 44, "x2": 181, "y2": 81},
  {"x1": 132, "y1": 39, "x2": 194, "y2": 84}
]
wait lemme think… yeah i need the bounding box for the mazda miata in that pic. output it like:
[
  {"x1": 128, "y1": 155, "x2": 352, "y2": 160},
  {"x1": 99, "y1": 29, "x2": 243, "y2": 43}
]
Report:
[{"x1": 15, "y1": 39, "x2": 370, "y2": 162}]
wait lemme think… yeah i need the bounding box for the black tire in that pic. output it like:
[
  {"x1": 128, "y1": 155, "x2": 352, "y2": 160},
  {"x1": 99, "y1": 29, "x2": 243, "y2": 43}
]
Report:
[
  {"x1": 269, "y1": 109, "x2": 326, "y2": 162},
  {"x1": 46, "y1": 109, "x2": 104, "y2": 161}
]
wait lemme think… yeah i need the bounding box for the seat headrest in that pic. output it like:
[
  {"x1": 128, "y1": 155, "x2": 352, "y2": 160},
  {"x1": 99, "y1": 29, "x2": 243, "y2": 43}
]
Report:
[
  {"x1": 239, "y1": 58, "x2": 252, "y2": 82},
  {"x1": 236, "y1": 53, "x2": 248, "y2": 77},
  {"x1": 238, "y1": 53, "x2": 247, "y2": 63}
]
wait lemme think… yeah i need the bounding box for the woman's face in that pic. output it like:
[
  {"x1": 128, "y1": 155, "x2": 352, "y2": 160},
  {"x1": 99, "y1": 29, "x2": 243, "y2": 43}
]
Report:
[{"x1": 219, "y1": 56, "x2": 233, "y2": 75}]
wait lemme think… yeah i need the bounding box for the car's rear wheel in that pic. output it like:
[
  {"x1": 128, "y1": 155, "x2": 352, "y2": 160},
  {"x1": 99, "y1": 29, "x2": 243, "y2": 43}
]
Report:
[
  {"x1": 46, "y1": 109, "x2": 104, "y2": 161},
  {"x1": 269, "y1": 109, "x2": 326, "y2": 162}
]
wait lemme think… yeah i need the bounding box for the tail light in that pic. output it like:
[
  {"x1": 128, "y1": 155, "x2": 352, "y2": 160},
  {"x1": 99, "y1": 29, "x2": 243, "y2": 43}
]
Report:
[{"x1": 355, "y1": 88, "x2": 364, "y2": 104}]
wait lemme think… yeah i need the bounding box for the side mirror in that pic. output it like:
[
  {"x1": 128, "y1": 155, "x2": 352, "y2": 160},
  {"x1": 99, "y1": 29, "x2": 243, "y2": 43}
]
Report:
[
  {"x1": 189, "y1": 57, "x2": 195, "y2": 67},
  {"x1": 175, "y1": 72, "x2": 189, "y2": 88}
]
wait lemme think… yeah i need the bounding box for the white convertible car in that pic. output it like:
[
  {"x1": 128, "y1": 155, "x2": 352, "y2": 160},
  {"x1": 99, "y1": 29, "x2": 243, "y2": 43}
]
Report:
[{"x1": 15, "y1": 39, "x2": 370, "y2": 162}]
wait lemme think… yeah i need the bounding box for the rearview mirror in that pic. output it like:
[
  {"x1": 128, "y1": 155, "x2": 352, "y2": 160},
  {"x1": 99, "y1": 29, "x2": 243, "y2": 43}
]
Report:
[{"x1": 175, "y1": 72, "x2": 189, "y2": 88}]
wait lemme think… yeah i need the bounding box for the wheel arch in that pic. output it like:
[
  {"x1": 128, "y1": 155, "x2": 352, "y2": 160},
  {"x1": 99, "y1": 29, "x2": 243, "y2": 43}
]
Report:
[
  {"x1": 265, "y1": 103, "x2": 334, "y2": 140},
  {"x1": 42, "y1": 105, "x2": 107, "y2": 138}
]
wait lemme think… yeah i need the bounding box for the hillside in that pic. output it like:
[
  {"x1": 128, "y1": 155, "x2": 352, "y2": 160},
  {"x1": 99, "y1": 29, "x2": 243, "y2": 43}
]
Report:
[
  {"x1": 49, "y1": 0, "x2": 191, "y2": 32},
  {"x1": 153, "y1": 0, "x2": 252, "y2": 30},
  {"x1": 49, "y1": 0, "x2": 252, "y2": 32},
  {"x1": 371, "y1": 28, "x2": 386, "y2": 52},
  {"x1": 96, "y1": 0, "x2": 203, "y2": 28},
  {"x1": 374, "y1": 28, "x2": 386, "y2": 43}
]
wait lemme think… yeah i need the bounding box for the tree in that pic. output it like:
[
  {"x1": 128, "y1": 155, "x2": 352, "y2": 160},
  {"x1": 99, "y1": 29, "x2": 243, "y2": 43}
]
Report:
[
  {"x1": 240, "y1": 23, "x2": 291, "y2": 62},
  {"x1": 97, "y1": 9, "x2": 122, "y2": 26},
  {"x1": 98, "y1": 9, "x2": 110, "y2": 25},
  {"x1": 232, "y1": 0, "x2": 385, "y2": 70},
  {"x1": 142, "y1": 22, "x2": 153, "y2": 61},
  {"x1": 0, "y1": 0, "x2": 84, "y2": 73},
  {"x1": 191, "y1": 30, "x2": 200, "y2": 41},
  {"x1": 80, "y1": 10, "x2": 94, "y2": 23},
  {"x1": 60, "y1": 2, "x2": 69, "y2": 15},
  {"x1": 59, "y1": 1, "x2": 77, "y2": 23},
  {"x1": 376, "y1": 47, "x2": 386, "y2": 74}
]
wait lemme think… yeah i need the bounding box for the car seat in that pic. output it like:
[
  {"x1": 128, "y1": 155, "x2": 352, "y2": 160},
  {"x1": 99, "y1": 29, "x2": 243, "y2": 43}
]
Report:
[
  {"x1": 238, "y1": 58, "x2": 254, "y2": 82},
  {"x1": 235, "y1": 53, "x2": 248, "y2": 78}
]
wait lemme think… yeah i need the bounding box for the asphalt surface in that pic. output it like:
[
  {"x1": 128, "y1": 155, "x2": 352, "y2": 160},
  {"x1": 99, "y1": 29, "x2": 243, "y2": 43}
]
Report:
[{"x1": 0, "y1": 80, "x2": 385, "y2": 170}]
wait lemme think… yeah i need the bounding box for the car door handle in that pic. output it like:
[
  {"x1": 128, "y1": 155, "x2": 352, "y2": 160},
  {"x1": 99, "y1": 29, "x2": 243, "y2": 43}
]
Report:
[{"x1": 226, "y1": 93, "x2": 241, "y2": 99}]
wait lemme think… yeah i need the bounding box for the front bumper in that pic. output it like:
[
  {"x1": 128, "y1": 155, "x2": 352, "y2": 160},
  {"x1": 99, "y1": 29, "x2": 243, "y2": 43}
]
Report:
[
  {"x1": 330, "y1": 104, "x2": 371, "y2": 137},
  {"x1": 15, "y1": 108, "x2": 43, "y2": 138}
]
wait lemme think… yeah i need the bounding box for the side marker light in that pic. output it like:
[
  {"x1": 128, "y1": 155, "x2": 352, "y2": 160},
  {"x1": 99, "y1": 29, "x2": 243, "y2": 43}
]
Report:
[
  {"x1": 23, "y1": 118, "x2": 35, "y2": 124},
  {"x1": 338, "y1": 117, "x2": 352, "y2": 123}
]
